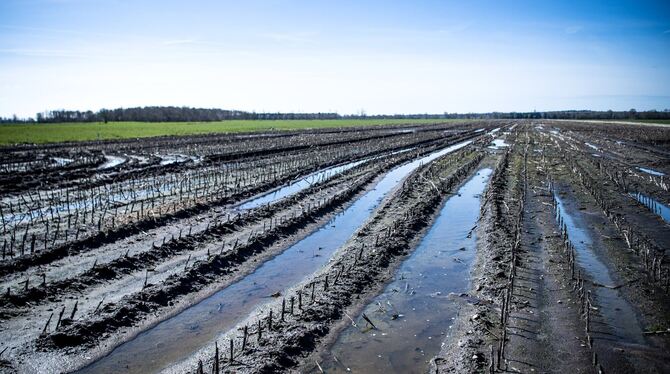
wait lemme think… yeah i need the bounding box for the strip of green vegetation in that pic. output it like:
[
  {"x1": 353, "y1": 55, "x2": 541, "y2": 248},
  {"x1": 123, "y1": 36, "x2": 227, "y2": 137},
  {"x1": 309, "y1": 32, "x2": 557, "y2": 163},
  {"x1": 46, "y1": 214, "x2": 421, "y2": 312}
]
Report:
[
  {"x1": 629, "y1": 119, "x2": 670, "y2": 125},
  {"x1": 0, "y1": 119, "x2": 464, "y2": 145},
  {"x1": 586, "y1": 119, "x2": 670, "y2": 127}
]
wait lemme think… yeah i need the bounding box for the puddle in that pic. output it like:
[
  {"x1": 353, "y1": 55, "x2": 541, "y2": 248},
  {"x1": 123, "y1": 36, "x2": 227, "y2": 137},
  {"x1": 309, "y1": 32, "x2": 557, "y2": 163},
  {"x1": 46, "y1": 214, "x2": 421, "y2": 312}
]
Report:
[
  {"x1": 52, "y1": 157, "x2": 74, "y2": 166},
  {"x1": 76, "y1": 140, "x2": 473, "y2": 374},
  {"x1": 126, "y1": 155, "x2": 150, "y2": 164},
  {"x1": 488, "y1": 138, "x2": 509, "y2": 150},
  {"x1": 158, "y1": 154, "x2": 202, "y2": 166},
  {"x1": 392, "y1": 128, "x2": 417, "y2": 134},
  {"x1": 637, "y1": 167, "x2": 666, "y2": 177},
  {"x1": 98, "y1": 155, "x2": 127, "y2": 170},
  {"x1": 629, "y1": 192, "x2": 670, "y2": 223},
  {"x1": 554, "y1": 192, "x2": 645, "y2": 344},
  {"x1": 585, "y1": 142, "x2": 599, "y2": 151},
  {"x1": 320, "y1": 168, "x2": 492, "y2": 373}
]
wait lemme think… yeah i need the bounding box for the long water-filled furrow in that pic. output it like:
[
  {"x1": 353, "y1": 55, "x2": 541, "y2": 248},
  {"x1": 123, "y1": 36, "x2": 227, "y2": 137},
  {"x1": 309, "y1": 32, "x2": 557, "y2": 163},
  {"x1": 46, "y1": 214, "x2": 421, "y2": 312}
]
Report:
[
  {"x1": 75, "y1": 140, "x2": 474, "y2": 373},
  {"x1": 1, "y1": 131, "x2": 453, "y2": 264},
  {"x1": 320, "y1": 168, "x2": 492, "y2": 373},
  {"x1": 554, "y1": 191, "x2": 645, "y2": 345},
  {"x1": 2, "y1": 141, "x2": 476, "y2": 374},
  {"x1": 629, "y1": 192, "x2": 670, "y2": 223},
  {"x1": 0, "y1": 148, "x2": 407, "y2": 370},
  {"x1": 5, "y1": 120, "x2": 670, "y2": 374}
]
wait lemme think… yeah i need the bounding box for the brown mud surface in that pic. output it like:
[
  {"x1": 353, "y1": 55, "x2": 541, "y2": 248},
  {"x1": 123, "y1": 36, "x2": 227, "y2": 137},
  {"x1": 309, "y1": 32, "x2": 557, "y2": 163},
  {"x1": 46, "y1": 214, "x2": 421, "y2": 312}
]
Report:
[
  {"x1": 2, "y1": 120, "x2": 669, "y2": 373},
  {"x1": 434, "y1": 122, "x2": 670, "y2": 374},
  {"x1": 0, "y1": 126, "x2": 486, "y2": 373}
]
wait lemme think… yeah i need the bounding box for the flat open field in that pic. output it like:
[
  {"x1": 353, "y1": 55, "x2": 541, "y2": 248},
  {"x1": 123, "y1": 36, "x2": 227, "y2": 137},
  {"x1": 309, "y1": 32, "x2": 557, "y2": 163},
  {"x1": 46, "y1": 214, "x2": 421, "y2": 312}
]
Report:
[
  {"x1": 0, "y1": 119, "x2": 459, "y2": 144},
  {"x1": 576, "y1": 119, "x2": 670, "y2": 127},
  {"x1": 630, "y1": 119, "x2": 670, "y2": 125},
  {"x1": 0, "y1": 120, "x2": 668, "y2": 374}
]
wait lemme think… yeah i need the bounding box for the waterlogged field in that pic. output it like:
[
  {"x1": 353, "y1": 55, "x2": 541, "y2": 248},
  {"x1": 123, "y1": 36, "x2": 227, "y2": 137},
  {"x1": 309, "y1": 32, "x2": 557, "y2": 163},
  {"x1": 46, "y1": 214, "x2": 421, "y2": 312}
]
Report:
[
  {"x1": 0, "y1": 119, "x2": 459, "y2": 144},
  {"x1": 0, "y1": 120, "x2": 668, "y2": 374}
]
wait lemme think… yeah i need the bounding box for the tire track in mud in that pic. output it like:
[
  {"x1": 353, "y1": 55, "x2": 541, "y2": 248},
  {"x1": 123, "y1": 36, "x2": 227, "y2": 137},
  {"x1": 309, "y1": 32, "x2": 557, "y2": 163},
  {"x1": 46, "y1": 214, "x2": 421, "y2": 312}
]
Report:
[
  {"x1": 172, "y1": 146, "x2": 488, "y2": 373},
  {"x1": 0, "y1": 163, "x2": 317, "y2": 277},
  {"x1": 7, "y1": 135, "x2": 483, "y2": 374},
  {"x1": 0, "y1": 132, "x2": 468, "y2": 279},
  {"x1": 318, "y1": 167, "x2": 494, "y2": 373},
  {"x1": 432, "y1": 132, "x2": 521, "y2": 374},
  {"x1": 9, "y1": 120, "x2": 667, "y2": 373},
  {"x1": 547, "y1": 129, "x2": 669, "y2": 205},
  {"x1": 547, "y1": 132, "x2": 670, "y2": 293},
  {"x1": 0, "y1": 158, "x2": 377, "y2": 312},
  {"x1": 435, "y1": 125, "x2": 670, "y2": 374},
  {"x1": 541, "y1": 132, "x2": 670, "y2": 373},
  {"x1": 2, "y1": 162, "x2": 382, "y2": 373},
  {"x1": 433, "y1": 127, "x2": 601, "y2": 373},
  {"x1": 1, "y1": 138, "x2": 429, "y2": 311},
  {"x1": 501, "y1": 141, "x2": 594, "y2": 373}
]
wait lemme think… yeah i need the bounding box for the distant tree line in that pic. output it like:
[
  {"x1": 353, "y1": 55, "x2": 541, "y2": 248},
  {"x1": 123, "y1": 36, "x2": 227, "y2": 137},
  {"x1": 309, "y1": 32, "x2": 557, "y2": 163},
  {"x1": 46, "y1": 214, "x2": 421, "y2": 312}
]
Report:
[
  {"x1": 459, "y1": 109, "x2": 670, "y2": 120},
  {"x1": 1, "y1": 106, "x2": 669, "y2": 123},
  {"x1": 26, "y1": 107, "x2": 340, "y2": 123}
]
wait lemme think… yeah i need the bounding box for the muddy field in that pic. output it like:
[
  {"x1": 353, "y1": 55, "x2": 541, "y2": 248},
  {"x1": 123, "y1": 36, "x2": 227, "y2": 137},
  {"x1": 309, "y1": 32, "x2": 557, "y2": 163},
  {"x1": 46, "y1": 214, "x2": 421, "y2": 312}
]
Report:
[{"x1": 0, "y1": 120, "x2": 669, "y2": 374}]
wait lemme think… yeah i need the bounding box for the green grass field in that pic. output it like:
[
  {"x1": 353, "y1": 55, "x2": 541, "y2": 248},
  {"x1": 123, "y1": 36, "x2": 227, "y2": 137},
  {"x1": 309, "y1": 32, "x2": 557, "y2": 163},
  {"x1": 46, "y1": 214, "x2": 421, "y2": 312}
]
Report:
[
  {"x1": 629, "y1": 119, "x2": 670, "y2": 125},
  {"x1": 0, "y1": 119, "x2": 465, "y2": 145},
  {"x1": 585, "y1": 119, "x2": 670, "y2": 127}
]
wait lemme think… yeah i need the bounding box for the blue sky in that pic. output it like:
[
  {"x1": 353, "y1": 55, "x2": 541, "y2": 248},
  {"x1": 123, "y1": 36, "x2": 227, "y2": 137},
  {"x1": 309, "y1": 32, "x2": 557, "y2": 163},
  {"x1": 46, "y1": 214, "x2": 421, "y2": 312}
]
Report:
[{"x1": 1, "y1": 0, "x2": 669, "y2": 117}]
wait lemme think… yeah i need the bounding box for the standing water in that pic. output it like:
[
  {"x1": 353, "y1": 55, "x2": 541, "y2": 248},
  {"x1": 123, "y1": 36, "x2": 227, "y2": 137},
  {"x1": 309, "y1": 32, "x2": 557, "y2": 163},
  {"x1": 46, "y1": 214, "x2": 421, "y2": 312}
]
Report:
[
  {"x1": 637, "y1": 167, "x2": 666, "y2": 177},
  {"x1": 320, "y1": 168, "x2": 492, "y2": 373},
  {"x1": 629, "y1": 192, "x2": 670, "y2": 223},
  {"x1": 77, "y1": 140, "x2": 473, "y2": 374},
  {"x1": 98, "y1": 155, "x2": 126, "y2": 170},
  {"x1": 554, "y1": 193, "x2": 645, "y2": 344},
  {"x1": 237, "y1": 159, "x2": 370, "y2": 210},
  {"x1": 237, "y1": 148, "x2": 415, "y2": 211}
]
